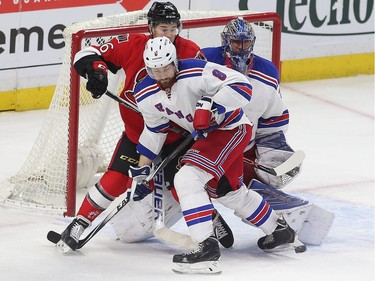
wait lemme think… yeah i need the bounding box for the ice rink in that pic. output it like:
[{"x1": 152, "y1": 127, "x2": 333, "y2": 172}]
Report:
[{"x1": 0, "y1": 74, "x2": 374, "y2": 280}]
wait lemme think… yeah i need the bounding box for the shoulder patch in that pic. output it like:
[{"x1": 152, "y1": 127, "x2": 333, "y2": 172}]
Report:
[{"x1": 116, "y1": 34, "x2": 129, "y2": 43}]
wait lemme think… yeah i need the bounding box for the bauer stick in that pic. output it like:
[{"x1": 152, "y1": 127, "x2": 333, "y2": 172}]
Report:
[
  {"x1": 152, "y1": 166, "x2": 197, "y2": 249},
  {"x1": 146, "y1": 149, "x2": 305, "y2": 249}
]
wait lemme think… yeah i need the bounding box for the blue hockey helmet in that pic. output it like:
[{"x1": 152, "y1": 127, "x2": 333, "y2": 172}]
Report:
[{"x1": 221, "y1": 18, "x2": 256, "y2": 74}]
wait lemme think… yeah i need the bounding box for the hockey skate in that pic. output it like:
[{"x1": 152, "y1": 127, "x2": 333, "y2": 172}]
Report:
[
  {"x1": 257, "y1": 216, "x2": 306, "y2": 253},
  {"x1": 56, "y1": 216, "x2": 91, "y2": 253},
  {"x1": 172, "y1": 235, "x2": 221, "y2": 274},
  {"x1": 213, "y1": 210, "x2": 234, "y2": 248}
]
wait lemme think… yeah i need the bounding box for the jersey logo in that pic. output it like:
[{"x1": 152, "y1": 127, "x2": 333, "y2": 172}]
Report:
[{"x1": 116, "y1": 34, "x2": 129, "y2": 43}]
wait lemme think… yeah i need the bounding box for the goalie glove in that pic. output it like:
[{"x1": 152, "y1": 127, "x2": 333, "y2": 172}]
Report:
[
  {"x1": 129, "y1": 165, "x2": 154, "y2": 201},
  {"x1": 86, "y1": 61, "x2": 108, "y2": 99},
  {"x1": 193, "y1": 96, "x2": 219, "y2": 139},
  {"x1": 255, "y1": 131, "x2": 302, "y2": 189}
]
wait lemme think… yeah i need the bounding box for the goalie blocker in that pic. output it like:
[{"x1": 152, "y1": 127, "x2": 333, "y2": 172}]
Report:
[{"x1": 249, "y1": 179, "x2": 335, "y2": 245}]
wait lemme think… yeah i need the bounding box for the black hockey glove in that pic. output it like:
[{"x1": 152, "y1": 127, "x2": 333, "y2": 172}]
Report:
[{"x1": 86, "y1": 61, "x2": 108, "y2": 99}]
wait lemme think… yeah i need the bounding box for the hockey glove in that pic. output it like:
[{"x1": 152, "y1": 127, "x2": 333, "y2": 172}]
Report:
[
  {"x1": 129, "y1": 165, "x2": 154, "y2": 201},
  {"x1": 193, "y1": 96, "x2": 218, "y2": 139},
  {"x1": 86, "y1": 61, "x2": 108, "y2": 99}
]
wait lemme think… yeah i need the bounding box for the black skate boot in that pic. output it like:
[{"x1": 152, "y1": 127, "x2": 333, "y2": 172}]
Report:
[
  {"x1": 257, "y1": 216, "x2": 306, "y2": 253},
  {"x1": 172, "y1": 235, "x2": 221, "y2": 274},
  {"x1": 212, "y1": 209, "x2": 234, "y2": 248},
  {"x1": 58, "y1": 216, "x2": 91, "y2": 252}
]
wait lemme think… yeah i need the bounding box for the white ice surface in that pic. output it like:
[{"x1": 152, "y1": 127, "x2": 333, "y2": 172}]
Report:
[{"x1": 0, "y1": 75, "x2": 374, "y2": 281}]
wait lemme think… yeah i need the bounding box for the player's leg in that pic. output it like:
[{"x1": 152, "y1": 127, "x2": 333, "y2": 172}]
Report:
[
  {"x1": 172, "y1": 125, "x2": 251, "y2": 273},
  {"x1": 59, "y1": 132, "x2": 137, "y2": 251}
]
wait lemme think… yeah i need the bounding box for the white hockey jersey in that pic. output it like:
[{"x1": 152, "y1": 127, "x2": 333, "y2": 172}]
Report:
[
  {"x1": 202, "y1": 47, "x2": 289, "y2": 150},
  {"x1": 133, "y1": 58, "x2": 253, "y2": 160}
]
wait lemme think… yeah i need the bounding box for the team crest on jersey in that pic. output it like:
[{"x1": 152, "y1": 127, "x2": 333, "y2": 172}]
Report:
[{"x1": 117, "y1": 34, "x2": 129, "y2": 43}]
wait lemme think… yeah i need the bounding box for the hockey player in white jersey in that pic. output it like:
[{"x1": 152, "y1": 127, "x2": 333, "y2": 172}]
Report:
[
  {"x1": 109, "y1": 19, "x2": 333, "y2": 258},
  {"x1": 201, "y1": 18, "x2": 301, "y2": 189},
  {"x1": 130, "y1": 36, "x2": 305, "y2": 274}
]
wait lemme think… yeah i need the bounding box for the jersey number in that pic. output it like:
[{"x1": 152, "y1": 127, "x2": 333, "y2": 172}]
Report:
[{"x1": 212, "y1": 69, "x2": 227, "y2": 81}]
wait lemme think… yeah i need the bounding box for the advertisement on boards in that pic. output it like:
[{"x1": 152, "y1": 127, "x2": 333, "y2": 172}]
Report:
[{"x1": 0, "y1": 0, "x2": 373, "y2": 110}]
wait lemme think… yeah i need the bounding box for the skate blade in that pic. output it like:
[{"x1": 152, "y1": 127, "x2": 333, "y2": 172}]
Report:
[
  {"x1": 55, "y1": 240, "x2": 73, "y2": 254},
  {"x1": 172, "y1": 261, "x2": 222, "y2": 275},
  {"x1": 263, "y1": 236, "x2": 307, "y2": 254}
]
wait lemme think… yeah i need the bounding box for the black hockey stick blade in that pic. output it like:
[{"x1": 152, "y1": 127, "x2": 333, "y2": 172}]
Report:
[
  {"x1": 47, "y1": 196, "x2": 131, "y2": 249},
  {"x1": 47, "y1": 230, "x2": 61, "y2": 244}
]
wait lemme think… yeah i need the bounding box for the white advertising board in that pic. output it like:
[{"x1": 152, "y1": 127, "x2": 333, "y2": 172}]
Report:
[{"x1": 0, "y1": 0, "x2": 373, "y2": 92}]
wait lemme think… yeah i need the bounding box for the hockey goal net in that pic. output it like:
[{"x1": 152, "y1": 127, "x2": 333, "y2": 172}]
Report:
[{"x1": 0, "y1": 10, "x2": 281, "y2": 216}]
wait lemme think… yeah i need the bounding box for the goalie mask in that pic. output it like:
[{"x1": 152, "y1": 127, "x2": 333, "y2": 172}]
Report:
[
  {"x1": 143, "y1": 36, "x2": 178, "y2": 78},
  {"x1": 147, "y1": 1, "x2": 182, "y2": 34},
  {"x1": 221, "y1": 18, "x2": 256, "y2": 74}
]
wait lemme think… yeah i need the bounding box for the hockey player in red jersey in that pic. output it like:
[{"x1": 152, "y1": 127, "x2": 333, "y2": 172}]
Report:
[{"x1": 57, "y1": 2, "x2": 232, "y2": 252}]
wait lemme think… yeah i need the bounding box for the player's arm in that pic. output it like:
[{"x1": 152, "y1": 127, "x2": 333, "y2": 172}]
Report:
[
  {"x1": 73, "y1": 35, "x2": 131, "y2": 98},
  {"x1": 207, "y1": 62, "x2": 253, "y2": 111},
  {"x1": 131, "y1": 112, "x2": 168, "y2": 201},
  {"x1": 256, "y1": 85, "x2": 289, "y2": 137}
]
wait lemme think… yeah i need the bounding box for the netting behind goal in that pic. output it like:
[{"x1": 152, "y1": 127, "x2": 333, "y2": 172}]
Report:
[{"x1": 0, "y1": 10, "x2": 281, "y2": 216}]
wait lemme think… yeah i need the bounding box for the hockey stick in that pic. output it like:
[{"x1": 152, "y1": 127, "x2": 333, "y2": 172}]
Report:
[
  {"x1": 47, "y1": 132, "x2": 195, "y2": 249},
  {"x1": 246, "y1": 150, "x2": 305, "y2": 176},
  {"x1": 143, "y1": 132, "x2": 195, "y2": 184},
  {"x1": 152, "y1": 167, "x2": 197, "y2": 249},
  {"x1": 47, "y1": 195, "x2": 131, "y2": 248}
]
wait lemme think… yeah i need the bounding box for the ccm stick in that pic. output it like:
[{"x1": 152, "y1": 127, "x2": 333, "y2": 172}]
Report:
[{"x1": 46, "y1": 132, "x2": 195, "y2": 250}]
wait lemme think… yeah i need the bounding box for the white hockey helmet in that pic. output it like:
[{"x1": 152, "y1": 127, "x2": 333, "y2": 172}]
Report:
[{"x1": 143, "y1": 36, "x2": 178, "y2": 77}]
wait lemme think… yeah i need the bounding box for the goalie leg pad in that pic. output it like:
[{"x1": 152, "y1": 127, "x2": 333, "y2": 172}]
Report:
[
  {"x1": 217, "y1": 184, "x2": 278, "y2": 235},
  {"x1": 297, "y1": 205, "x2": 335, "y2": 245},
  {"x1": 110, "y1": 197, "x2": 154, "y2": 243},
  {"x1": 249, "y1": 179, "x2": 335, "y2": 245},
  {"x1": 110, "y1": 190, "x2": 182, "y2": 243}
]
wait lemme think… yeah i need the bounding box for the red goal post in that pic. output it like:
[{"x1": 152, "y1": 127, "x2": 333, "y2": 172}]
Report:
[{"x1": 1, "y1": 11, "x2": 281, "y2": 216}]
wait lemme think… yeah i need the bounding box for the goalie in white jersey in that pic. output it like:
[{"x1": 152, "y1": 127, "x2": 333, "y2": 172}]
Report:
[
  {"x1": 200, "y1": 18, "x2": 301, "y2": 189},
  {"x1": 130, "y1": 36, "x2": 305, "y2": 274}
]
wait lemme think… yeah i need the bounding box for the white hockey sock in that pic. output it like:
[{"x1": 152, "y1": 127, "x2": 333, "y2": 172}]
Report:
[
  {"x1": 174, "y1": 164, "x2": 214, "y2": 243},
  {"x1": 217, "y1": 185, "x2": 278, "y2": 235}
]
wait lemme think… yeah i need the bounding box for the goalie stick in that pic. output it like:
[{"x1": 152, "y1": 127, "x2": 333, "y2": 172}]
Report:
[
  {"x1": 248, "y1": 150, "x2": 305, "y2": 176},
  {"x1": 46, "y1": 132, "x2": 196, "y2": 249}
]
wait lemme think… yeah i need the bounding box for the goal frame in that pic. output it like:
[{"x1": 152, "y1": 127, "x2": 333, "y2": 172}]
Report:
[{"x1": 65, "y1": 12, "x2": 281, "y2": 216}]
